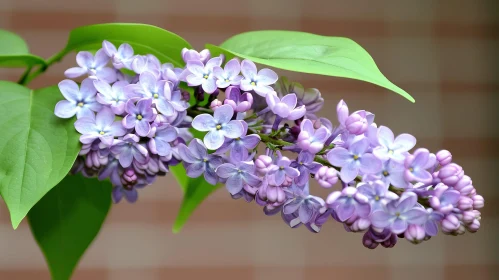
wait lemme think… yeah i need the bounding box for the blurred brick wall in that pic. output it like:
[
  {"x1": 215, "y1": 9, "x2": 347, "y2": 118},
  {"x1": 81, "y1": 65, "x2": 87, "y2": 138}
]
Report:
[{"x1": 0, "y1": 0, "x2": 498, "y2": 279}]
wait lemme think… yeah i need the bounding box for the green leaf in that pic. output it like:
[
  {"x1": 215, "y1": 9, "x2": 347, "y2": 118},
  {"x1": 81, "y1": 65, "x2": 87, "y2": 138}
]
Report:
[
  {"x1": 0, "y1": 29, "x2": 46, "y2": 68},
  {"x1": 207, "y1": 30, "x2": 414, "y2": 102},
  {"x1": 0, "y1": 81, "x2": 80, "y2": 229},
  {"x1": 170, "y1": 164, "x2": 221, "y2": 233},
  {"x1": 63, "y1": 23, "x2": 192, "y2": 67},
  {"x1": 28, "y1": 174, "x2": 112, "y2": 280}
]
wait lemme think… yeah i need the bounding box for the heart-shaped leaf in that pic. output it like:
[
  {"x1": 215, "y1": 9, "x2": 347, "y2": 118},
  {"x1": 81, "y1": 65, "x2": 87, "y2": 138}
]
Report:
[
  {"x1": 170, "y1": 164, "x2": 221, "y2": 233},
  {"x1": 0, "y1": 81, "x2": 80, "y2": 228},
  {"x1": 0, "y1": 29, "x2": 46, "y2": 68},
  {"x1": 207, "y1": 30, "x2": 414, "y2": 102},
  {"x1": 28, "y1": 174, "x2": 112, "y2": 280},
  {"x1": 62, "y1": 23, "x2": 192, "y2": 67}
]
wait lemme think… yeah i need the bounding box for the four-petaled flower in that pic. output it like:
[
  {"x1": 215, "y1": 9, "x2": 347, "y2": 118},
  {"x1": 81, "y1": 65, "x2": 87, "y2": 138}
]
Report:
[
  {"x1": 223, "y1": 86, "x2": 253, "y2": 113},
  {"x1": 216, "y1": 160, "x2": 261, "y2": 195},
  {"x1": 215, "y1": 121, "x2": 260, "y2": 162},
  {"x1": 55, "y1": 79, "x2": 101, "y2": 119},
  {"x1": 147, "y1": 125, "x2": 178, "y2": 157},
  {"x1": 357, "y1": 180, "x2": 398, "y2": 211},
  {"x1": 65, "y1": 49, "x2": 116, "y2": 83},
  {"x1": 178, "y1": 139, "x2": 224, "y2": 185},
  {"x1": 283, "y1": 183, "x2": 326, "y2": 226},
  {"x1": 265, "y1": 92, "x2": 306, "y2": 120},
  {"x1": 110, "y1": 134, "x2": 149, "y2": 168},
  {"x1": 240, "y1": 59, "x2": 278, "y2": 96},
  {"x1": 125, "y1": 72, "x2": 175, "y2": 116},
  {"x1": 186, "y1": 56, "x2": 223, "y2": 93},
  {"x1": 191, "y1": 104, "x2": 244, "y2": 150},
  {"x1": 373, "y1": 126, "x2": 416, "y2": 162},
  {"x1": 74, "y1": 107, "x2": 126, "y2": 146},
  {"x1": 290, "y1": 151, "x2": 322, "y2": 186},
  {"x1": 102, "y1": 40, "x2": 134, "y2": 69},
  {"x1": 404, "y1": 148, "x2": 435, "y2": 184},
  {"x1": 327, "y1": 138, "x2": 382, "y2": 183},
  {"x1": 370, "y1": 192, "x2": 428, "y2": 234},
  {"x1": 327, "y1": 186, "x2": 371, "y2": 222},
  {"x1": 213, "y1": 58, "x2": 243, "y2": 88},
  {"x1": 268, "y1": 152, "x2": 300, "y2": 186},
  {"x1": 123, "y1": 98, "x2": 156, "y2": 137},
  {"x1": 93, "y1": 80, "x2": 129, "y2": 115},
  {"x1": 297, "y1": 119, "x2": 330, "y2": 154}
]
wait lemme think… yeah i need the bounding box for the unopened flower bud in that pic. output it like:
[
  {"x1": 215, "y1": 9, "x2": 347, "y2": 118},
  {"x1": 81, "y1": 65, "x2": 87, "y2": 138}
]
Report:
[
  {"x1": 457, "y1": 196, "x2": 473, "y2": 211},
  {"x1": 210, "y1": 99, "x2": 223, "y2": 110},
  {"x1": 255, "y1": 155, "x2": 273, "y2": 174},
  {"x1": 441, "y1": 214, "x2": 460, "y2": 232},
  {"x1": 404, "y1": 224, "x2": 426, "y2": 244},
  {"x1": 466, "y1": 219, "x2": 480, "y2": 233},
  {"x1": 436, "y1": 150, "x2": 452, "y2": 166},
  {"x1": 315, "y1": 166, "x2": 338, "y2": 188},
  {"x1": 462, "y1": 210, "x2": 476, "y2": 224},
  {"x1": 345, "y1": 110, "x2": 369, "y2": 135},
  {"x1": 472, "y1": 194, "x2": 484, "y2": 209},
  {"x1": 438, "y1": 163, "x2": 464, "y2": 186},
  {"x1": 381, "y1": 233, "x2": 398, "y2": 248},
  {"x1": 350, "y1": 217, "x2": 371, "y2": 232},
  {"x1": 362, "y1": 232, "x2": 379, "y2": 249}
]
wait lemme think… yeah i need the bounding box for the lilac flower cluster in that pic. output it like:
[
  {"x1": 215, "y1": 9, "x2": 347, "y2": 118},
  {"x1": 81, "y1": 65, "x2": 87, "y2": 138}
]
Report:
[{"x1": 55, "y1": 42, "x2": 484, "y2": 248}]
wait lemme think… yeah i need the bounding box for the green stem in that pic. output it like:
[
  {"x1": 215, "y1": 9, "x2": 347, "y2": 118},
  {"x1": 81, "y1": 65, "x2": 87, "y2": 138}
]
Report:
[
  {"x1": 17, "y1": 66, "x2": 33, "y2": 85},
  {"x1": 22, "y1": 48, "x2": 68, "y2": 85}
]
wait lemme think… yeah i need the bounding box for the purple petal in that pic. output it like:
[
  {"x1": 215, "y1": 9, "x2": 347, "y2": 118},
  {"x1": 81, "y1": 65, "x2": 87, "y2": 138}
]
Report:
[
  {"x1": 370, "y1": 210, "x2": 392, "y2": 228},
  {"x1": 243, "y1": 172, "x2": 261, "y2": 187},
  {"x1": 204, "y1": 131, "x2": 225, "y2": 150},
  {"x1": 241, "y1": 59, "x2": 257, "y2": 78},
  {"x1": 257, "y1": 69, "x2": 278, "y2": 85},
  {"x1": 241, "y1": 134, "x2": 260, "y2": 149},
  {"x1": 214, "y1": 104, "x2": 234, "y2": 124},
  {"x1": 202, "y1": 78, "x2": 218, "y2": 94},
  {"x1": 76, "y1": 51, "x2": 93, "y2": 68},
  {"x1": 281, "y1": 94, "x2": 297, "y2": 109},
  {"x1": 340, "y1": 161, "x2": 359, "y2": 183},
  {"x1": 64, "y1": 67, "x2": 87, "y2": 78},
  {"x1": 283, "y1": 199, "x2": 302, "y2": 214},
  {"x1": 155, "y1": 99, "x2": 175, "y2": 116},
  {"x1": 224, "y1": 58, "x2": 241, "y2": 77},
  {"x1": 350, "y1": 138, "x2": 369, "y2": 155},
  {"x1": 300, "y1": 119, "x2": 314, "y2": 135},
  {"x1": 95, "y1": 107, "x2": 115, "y2": 128},
  {"x1": 394, "y1": 133, "x2": 416, "y2": 152},
  {"x1": 178, "y1": 144, "x2": 198, "y2": 163},
  {"x1": 377, "y1": 126, "x2": 394, "y2": 148},
  {"x1": 216, "y1": 163, "x2": 237, "y2": 178},
  {"x1": 58, "y1": 79, "x2": 80, "y2": 102},
  {"x1": 192, "y1": 114, "x2": 216, "y2": 131},
  {"x1": 425, "y1": 220, "x2": 439, "y2": 236},
  {"x1": 135, "y1": 120, "x2": 151, "y2": 137},
  {"x1": 299, "y1": 204, "x2": 314, "y2": 224},
  {"x1": 186, "y1": 162, "x2": 205, "y2": 178},
  {"x1": 118, "y1": 149, "x2": 133, "y2": 168},
  {"x1": 287, "y1": 106, "x2": 306, "y2": 120},
  {"x1": 359, "y1": 154, "x2": 382, "y2": 174},
  {"x1": 102, "y1": 40, "x2": 117, "y2": 56},
  {"x1": 94, "y1": 49, "x2": 110, "y2": 68},
  {"x1": 335, "y1": 202, "x2": 355, "y2": 222},
  {"x1": 189, "y1": 139, "x2": 208, "y2": 159},
  {"x1": 223, "y1": 120, "x2": 243, "y2": 139},
  {"x1": 391, "y1": 219, "x2": 408, "y2": 234},
  {"x1": 327, "y1": 147, "x2": 352, "y2": 167},
  {"x1": 226, "y1": 175, "x2": 243, "y2": 195},
  {"x1": 404, "y1": 208, "x2": 428, "y2": 225},
  {"x1": 54, "y1": 100, "x2": 77, "y2": 118},
  {"x1": 122, "y1": 114, "x2": 137, "y2": 129}
]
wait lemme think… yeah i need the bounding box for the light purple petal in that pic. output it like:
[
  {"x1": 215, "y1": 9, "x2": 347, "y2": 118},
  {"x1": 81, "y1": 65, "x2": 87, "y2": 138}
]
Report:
[
  {"x1": 58, "y1": 79, "x2": 80, "y2": 102},
  {"x1": 186, "y1": 162, "x2": 205, "y2": 178},
  {"x1": 391, "y1": 219, "x2": 408, "y2": 234},
  {"x1": 214, "y1": 104, "x2": 234, "y2": 124},
  {"x1": 226, "y1": 175, "x2": 243, "y2": 195},
  {"x1": 122, "y1": 114, "x2": 137, "y2": 129},
  {"x1": 327, "y1": 147, "x2": 352, "y2": 167},
  {"x1": 287, "y1": 106, "x2": 306, "y2": 120},
  {"x1": 223, "y1": 120, "x2": 244, "y2": 139},
  {"x1": 54, "y1": 100, "x2": 77, "y2": 118},
  {"x1": 281, "y1": 94, "x2": 297, "y2": 109},
  {"x1": 377, "y1": 126, "x2": 394, "y2": 148},
  {"x1": 340, "y1": 161, "x2": 359, "y2": 182},
  {"x1": 241, "y1": 59, "x2": 257, "y2": 78},
  {"x1": 404, "y1": 208, "x2": 428, "y2": 225},
  {"x1": 335, "y1": 202, "x2": 355, "y2": 222},
  {"x1": 241, "y1": 135, "x2": 260, "y2": 149},
  {"x1": 257, "y1": 69, "x2": 278, "y2": 85},
  {"x1": 64, "y1": 67, "x2": 87, "y2": 78},
  {"x1": 94, "y1": 49, "x2": 110, "y2": 68},
  {"x1": 186, "y1": 60, "x2": 205, "y2": 76},
  {"x1": 359, "y1": 154, "x2": 382, "y2": 174},
  {"x1": 243, "y1": 173, "x2": 261, "y2": 187},
  {"x1": 216, "y1": 163, "x2": 237, "y2": 178},
  {"x1": 204, "y1": 131, "x2": 225, "y2": 150},
  {"x1": 299, "y1": 204, "x2": 314, "y2": 224},
  {"x1": 192, "y1": 114, "x2": 215, "y2": 132},
  {"x1": 202, "y1": 78, "x2": 218, "y2": 94},
  {"x1": 119, "y1": 149, "x2": 133, "y2": 168},
  {"x1": 370, "y1": 210, "x2": 392, "y2": 228},
  {"x1": 350, "y1": 138, "x2": 369, "y2": 155},
  {"x1": 74, "y1": 117, "x2": 96, "y2": 134},
  {"x1": 95, "y1": 107, "x2": 115, "y2": 128},
  {"x1": 155, "y1": 98, "x2": 175, "y2": 116},
  {"x1": 76, "y1": 51, "x2": 93, "y2": 68},
  {"x1": 135, "y1": 120, "x2": 151, "y2": 137},
  {"x1": 394, "y1": 133, "x2": 416, "y2": 152}
]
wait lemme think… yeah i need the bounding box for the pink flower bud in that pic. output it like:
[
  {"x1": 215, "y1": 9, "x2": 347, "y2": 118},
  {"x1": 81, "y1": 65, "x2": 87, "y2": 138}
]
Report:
[
  {"x1": 454, "y1": 175, "x2": 472, "y2": 193},
  {"x1": 315, "y1": 166, "x2": 338, "y2": 188},
  {"x1": 438, "y1": 163, "x2": 463, "y2": 186},
  {"x1": 441, "y1": 214, "x2": 460, "y2": 232},
  {"x1": 472, "y1": 194, "x2": 484, "y2": 209},
  {"x1": 404, "y1": 224, "x2": 426, "y2": 244},
  {"x1": 436, "y1": 150, "x2": 452, "y2": 166},
  {"x1": 345, "y1": 110, "x2": 369, "y2": 135},
  {"x1": 350, "y1": 218, "x2": 371, "y2": 232},
  {"x1": 297, "y1": 130, "x2": 311, "y2": 151},
  {"x1": 458, "y1": 196, "x2": 473, "y2": 211},
  {"x1": 255, "y1": 155, "x2": 273, "y2": 175},
  {"x1": 462, "y1": 211, "x2": 476, "y2": 224},
  {"x1": 466, "y1": 219, "x2": 480, "y2": 233},
  {"x1": 210, "y1": 99, "x2": 223, "y2": 110},
  {"x1": 336, "y1": 100, "x2": 349, "y2": 126}
]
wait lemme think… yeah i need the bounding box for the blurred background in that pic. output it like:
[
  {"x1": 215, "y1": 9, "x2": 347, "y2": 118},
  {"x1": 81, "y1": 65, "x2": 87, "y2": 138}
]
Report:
[{"x1": 0, "y1": 0, "x2": 498, "y2": 279}]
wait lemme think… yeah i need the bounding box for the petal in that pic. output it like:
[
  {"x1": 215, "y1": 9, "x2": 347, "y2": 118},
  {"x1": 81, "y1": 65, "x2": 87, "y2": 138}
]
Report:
[
  {"x1": 58, "y1": 79, "x2": 80, "y2": 102},
  {"x1": 300, "y1": 119, "x2": 314, "y2": 135},
  {"x1": 222, "y1": 120, "x2": 244, "y2": 139},
  {"x1": 102, "y1": 40, "x2": 117, "y2": 56},
  {"x1": 327, "y1": 147, "x2": 352, "y2": 167},
  {"x1": 205, "y1": 56, "x2": 223, "y2": 70},
  {"x1": 74, "y1": 117, "x2": 96, "y2": 134},
  {"x1": 186, "y1": 162, "x2": 205, "y2": 178},
  {"x1": 201, "y1": 78, "x2": 218, "y2": 94},
  {"x1": 340, "y1": 161, "x2": 359, "y2": 183},
  {"x1": 118, "y1": 43, "x2": 134, "y2": 58},
  {"x1": 425, "y1": 220, "x2": 439, "y2": 236},
  {"x1": 122, "y1": 114, "x2": 137, "y2": 129},
  {"x1": 135, "y1": 120, "x2": 151, "y2": 137},
  {"x1": 124, "y1": 189, "x2": 138, "y2": 203},
  {"x1": 155, "y1": 99, "x2": 175, "y2": 116},
  {"x1": 373, "y1": 146, "x2": 390, "y2": 161},
  {"x1": 397, "y1": 192, "x2": 418, "y2": 213},
  {"x1": 226, "y1": 175, "x2": 243, "y2": 195},
  {"x1": 350, "y1": 137, "x2": 369, "y2": 155},
  {"x1": 370, "y1": 210, "x2": 392, "y2": 228},
  {"x1": 335, "y1": 202, "x2": 355, "y2": 222},
  {"x1": 79, "y1": 78, "x2": 97, "y2": 99},
  {"x1": 96, "y1": 67, "x2": 117, "y2": 83},
  {"x1": 359, "y1": 154, "x2": 382, "y2": 174},
  {"x1": 377, "y1": 126, "x2": 394, "y2": 148},
  {"x1": 204, "y1": 166, "x2": 219, "y2": 185},
  {"x1": 393, "y1": 133, "x2": 416, "y2": 152},
  {"x1": 118, "y1": 149, "x2": 133, "y2": 168},
  {"x1": 189, "y1": 139, "x2": 208, "y2": 159},
  {"x1": 265, "y1": 91, "x2": 279, "y2": 108},
  {"x1": 186, "y1": 60, "x2": 205, "y2": 76},
  {"x1": 241, "y1": 135, "x2": 260, "y2": 149},
  {"x1": 283, "y1": 199, "x2": 302, "y2": 214},
  {"x1": 281, "y1": 94, "x2": 297, "y2": 109},
  {"x1": 93, "y1": 49, "x2": 110, "y2": 68},
  {"x1": 76, "y1": 51, "x2": 93, "y2": 68},
  {"x1": 178, "y1": 144, "x2": 198, "y2": 163},
  {"x1": 241, "y1": 59, "x2": 257, "y2": 78},
  {"x1": 192, "y1": 114, "x2": 216, "y2": 131},
  {"x1": 186, "y1": 75, "x2": 204, "y2": 86},
  {"x1": 411, "y1": 148, "x2": 430, "y2": 168},
  {"x1": 299, "y1": 204, "x2": 314, "y2": 224},
  {"x1": 214, "y1": 104, "x2": 235, "y2": 124},
  {"x1": 391, "y1": 219, "x2": 408, "y2": 234},
  {"x1": 95, "y1": 107, "x2": 115, "y2": 128},
  {"x1": 64, "y1": 67, "x2": 87, "y2": 78},
  {"x1": 254, "y1": 85, "x2": 274, "y2": 97},
  {"x1": 54, "y1": 100, "x2": 77, "y2": 118},
  {"x1": 257, "y1": 68, "x2": 278, "y2": 85},
  {"x1": 216, "y1": 163, "x2": 237, "y2": 178},
  {"x1": 243, "y1": 172, "x2": 261, "y2": 187},
  {"x1": 313, "y1": 126, "x2": 329, "y2": 142},
  {"x1": 287, "y1": 106, "x2": 306, "y2": 120},
  {"x1": 108, "y1": 121, "x2": 127, "y2": 136},
  {"x1": 404, "y1": 208, "x2": 428, "y2": 225},
  {"x1": 204, "y1": 131, "x2": 225, "y2": 150}
]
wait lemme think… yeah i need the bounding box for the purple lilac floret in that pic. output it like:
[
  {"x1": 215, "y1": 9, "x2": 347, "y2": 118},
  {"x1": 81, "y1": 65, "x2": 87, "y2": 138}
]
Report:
[{"x1": 54, "y1": 43, "x2": 485, "y2": 249}]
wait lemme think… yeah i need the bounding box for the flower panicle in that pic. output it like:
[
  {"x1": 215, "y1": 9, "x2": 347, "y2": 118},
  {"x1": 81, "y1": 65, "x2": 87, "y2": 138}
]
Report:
[{"x1": 54, "y1": 42, "x2": 484, "y2": 248}]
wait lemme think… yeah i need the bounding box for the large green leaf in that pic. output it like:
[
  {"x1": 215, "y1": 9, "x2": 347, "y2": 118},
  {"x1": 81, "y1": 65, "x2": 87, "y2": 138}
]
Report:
[
  {"x1": 0, "y1": 81, "x2": 80, "y2": 229},
  {"x1": 0, "y1": 29, "x2": 46, "y2": 67},
  {"x1": 170, "y1": 164, "x2": 221, "y2": 233},
  {"x1": 28, "y1": 174, "x2": 112, "y2": 280},
  {"x1": 62, "y1": 23, "x2": 192, "y2": 67},
  {"x1": 207, "y1": 30, "x2": 414, "y2": 102}
]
